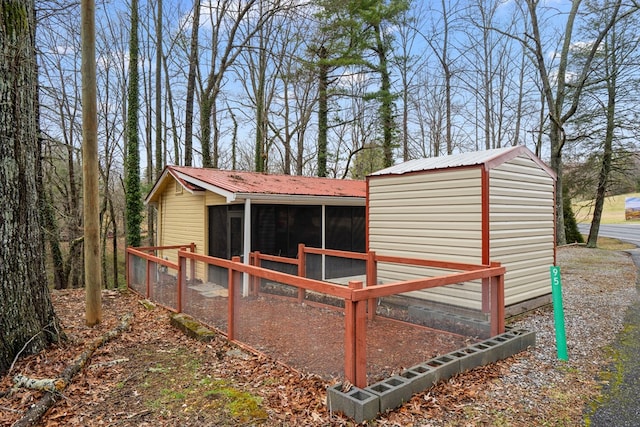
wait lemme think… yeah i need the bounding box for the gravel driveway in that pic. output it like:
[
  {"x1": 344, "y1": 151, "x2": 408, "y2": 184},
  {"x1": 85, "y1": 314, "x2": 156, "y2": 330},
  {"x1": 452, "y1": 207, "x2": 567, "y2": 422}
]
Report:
[{"x1": 412, "y1": 245, "x2": 639, "y2": 426}]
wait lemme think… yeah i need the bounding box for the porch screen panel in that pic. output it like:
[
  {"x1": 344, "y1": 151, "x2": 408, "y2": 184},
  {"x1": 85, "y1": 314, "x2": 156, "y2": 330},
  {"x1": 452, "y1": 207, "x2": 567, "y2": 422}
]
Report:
[
  {"x1": 251, "y1": 205, "x2": 321, "y2": 258},
  {"x1": 208, "y1": 205, "x2": 227, "y2": 259},
  {"x1": 287, "y1": 206, "x2": 321, "y2": 256},
  {"x1": 324, "y1": 206, "x2": 366, "y2": 279}
]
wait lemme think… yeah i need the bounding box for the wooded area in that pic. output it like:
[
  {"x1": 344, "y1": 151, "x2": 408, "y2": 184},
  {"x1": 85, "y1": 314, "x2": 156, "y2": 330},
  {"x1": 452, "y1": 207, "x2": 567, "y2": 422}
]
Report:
[{"x1": 2, "y1": 0, "x2": 640, "y2": 374}]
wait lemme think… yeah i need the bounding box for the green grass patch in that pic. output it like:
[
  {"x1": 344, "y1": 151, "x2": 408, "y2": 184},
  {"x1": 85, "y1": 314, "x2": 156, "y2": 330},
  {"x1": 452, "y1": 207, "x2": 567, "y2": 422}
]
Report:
[
  {"x1": 201, "y1": 380, "x2": 267, "y2": 422},
  {"x1": 128, "y1": 345, "x2": 267, "y2": 425}
]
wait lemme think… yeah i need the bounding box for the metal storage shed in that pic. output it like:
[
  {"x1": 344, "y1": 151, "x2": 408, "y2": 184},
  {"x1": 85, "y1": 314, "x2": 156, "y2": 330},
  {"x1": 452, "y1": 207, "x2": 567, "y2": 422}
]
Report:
[{"x1": 367, "y1": 146, "x2": 556, "y2": 315}]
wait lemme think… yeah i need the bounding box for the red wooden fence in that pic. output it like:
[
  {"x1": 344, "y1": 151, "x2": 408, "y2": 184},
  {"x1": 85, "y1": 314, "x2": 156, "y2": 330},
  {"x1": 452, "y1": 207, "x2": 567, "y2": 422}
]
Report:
[{"x1": 127, "y1": 244, "x2": 506, "y2": 388}]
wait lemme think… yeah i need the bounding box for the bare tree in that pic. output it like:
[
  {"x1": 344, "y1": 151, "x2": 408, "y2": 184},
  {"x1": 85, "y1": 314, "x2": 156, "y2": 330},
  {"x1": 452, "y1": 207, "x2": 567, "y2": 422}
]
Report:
[
  {"x1": 419, "y1": 0, "x2": 464, "y2": 155},
  {"x1": 523, "y1": 0, "x2": 624, "y2": 244},
  {"x1": 198, "y1": 0, "x2": 281, "y2": 168},
  {"x1": 394, "y1": 2, "x2": 422, "y2": 161},
  {"x1": 567, "y1": 6, "x2": 640, "y2": 246},
  {"x1": 235, "y1": 3, "x2": 314, "y2": 174},
  {"x1": 38, "y1": 6, "x2": 85, "y2": 289},
  {"x1": 154, "y1": 0, "x2": 163, "y2": 177}
]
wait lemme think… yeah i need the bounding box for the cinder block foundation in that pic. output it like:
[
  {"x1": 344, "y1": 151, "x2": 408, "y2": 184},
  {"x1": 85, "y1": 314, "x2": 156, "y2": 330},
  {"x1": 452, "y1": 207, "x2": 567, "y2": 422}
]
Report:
[
  {"x1": 365, "y1": 375, "x2": 412, "y2": 412},
  {"x1": 327, "y1": 383, "x2": 378, "y2": 424},
  {"x1": 327, "y1": 326, "x2": 535, "y2": 423},
  {"x1": 399, "y1": 364, "x2": 437, "y2": 395}
]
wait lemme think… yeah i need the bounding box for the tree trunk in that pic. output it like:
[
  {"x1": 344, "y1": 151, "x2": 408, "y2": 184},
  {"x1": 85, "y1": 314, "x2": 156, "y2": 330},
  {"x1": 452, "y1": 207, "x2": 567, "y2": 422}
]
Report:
[
  {"x1": 200, "y1": 96, "x2": 213, "y2": 168},
  {"x1": 0, "y1": 0, "x2": 63, "y2": 374},
  {"x1": 109, "y1": 197, "x2": 119, "y2": 288},
  {"x1": 162, "y1": 53, "x2": 180, "y2": 165},
  {"x1": 317, "y1": 46, "x2": 328, "y2": 177},
  {"x1": 184, "y1": 0, "x2": 200, "y2": 167},
  {"x1": 587, "y1": 45, "x2": 617, "y2": 248},
  {"x1": 81, "y1": 0, "x2": 103, "y2": 325},
  {"x1": 254, "y1": 39, "x2": 266, "y2": 172},
  {"x1": 125, "y1": 0, "x2": 143, "y2": 248},
  {"x1": 154, "y1": 0, "x2": 163, "y2": 177},
  {"x1": 549, "y1": 122, "x2": 566, "y2": 245},
  {"x1": 374, "y1": 24, "x2": 394, "y2": 168},
  {"x1": 231, "y1": 109, "x2": 238, "y2": 170}
]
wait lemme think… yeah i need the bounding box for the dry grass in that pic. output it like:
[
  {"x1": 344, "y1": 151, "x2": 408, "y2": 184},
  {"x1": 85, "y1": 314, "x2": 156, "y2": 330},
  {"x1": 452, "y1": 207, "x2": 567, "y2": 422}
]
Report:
[
  {"x1": 574, "y1": 192, "x2": 640, "y2": 225},
  {"x1": 592, "y1": 236, "x2": 636, "y2": 251}
]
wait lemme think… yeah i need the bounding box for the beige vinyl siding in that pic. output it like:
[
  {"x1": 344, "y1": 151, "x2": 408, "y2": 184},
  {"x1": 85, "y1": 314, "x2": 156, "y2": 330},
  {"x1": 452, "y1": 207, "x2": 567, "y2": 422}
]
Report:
[
  {"x1": 369, "y1": 168, "x2": 483, "y2": 308},
  {"x1": 376, "y1": 261, "x2": 485, "y2": 309},
  {"x1": 158, "y1": 179, "x2": 207, "y2": 279},
  {"x1": 489, "y1": 154, "x2": 555, "y2": 306}
]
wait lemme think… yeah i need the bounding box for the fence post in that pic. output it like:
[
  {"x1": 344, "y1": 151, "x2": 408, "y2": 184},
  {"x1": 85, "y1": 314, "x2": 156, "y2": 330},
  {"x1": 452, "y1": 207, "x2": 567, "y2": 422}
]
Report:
[
  {"x1": 249, "y1": 252, "x2": 260, "y2": 296},
  {"x1": 189, "y1": 242, "x2": 196, "y2": 283},
  {"x1": 481, "y1": 278, "x2": 490, "y2": 313},
  {"x1": 297, "y1": 244, "x2": 306, "y2": 303},
  {"x1": 228, "y1": 256, "x2": 241, "y2": 340},
  {"x1": 125, "y1": 250, "x2": 131, "y2": 291},
  {"x1": 145, "y1": 257, "x2": 151, "y2": 299},
  {"x1": 177, "y1": 252, "x2": 184, "y2": 313},
  {"x1": 366, "y1": 251, "x2": 377, "y2": 320},
  {"x1": 345, "y1": 281, "x2": 367, "y2": 389},
  {"x1": 489, "y1": 266, "x2": 505, "y2": 336}
]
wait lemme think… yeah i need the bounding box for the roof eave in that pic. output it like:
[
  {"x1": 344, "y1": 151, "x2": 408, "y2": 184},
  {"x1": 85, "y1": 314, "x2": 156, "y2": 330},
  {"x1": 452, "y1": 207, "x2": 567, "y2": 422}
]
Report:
[
  {"x1": 234, "y1": 193, "x2": 366, "y2": 206},
  {"x1": 144, "y1": 166, "x2": 172, "y2": 205},
  {"x1": 483, "y1": 146, "x2": 557, "y2": 180},
  {"x1": 173, "y1": 170, "x2": 237, "y2": 203}
]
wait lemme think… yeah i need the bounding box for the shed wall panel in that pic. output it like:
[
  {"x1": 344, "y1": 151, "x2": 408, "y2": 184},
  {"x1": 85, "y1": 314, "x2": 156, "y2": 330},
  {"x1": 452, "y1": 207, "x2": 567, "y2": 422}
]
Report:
[
  {"x1": 489, "y1": 154, "x2": 555, "y2": 307},
  {"x1": 369, "y1": 169, "x2": 484, "y2": 310}
]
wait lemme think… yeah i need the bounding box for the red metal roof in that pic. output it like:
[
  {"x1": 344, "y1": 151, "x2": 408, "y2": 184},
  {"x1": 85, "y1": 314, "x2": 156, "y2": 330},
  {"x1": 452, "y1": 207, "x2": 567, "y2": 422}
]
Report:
[{"x1": 168, "y1": 166, "x2": 366, "y2": 198}]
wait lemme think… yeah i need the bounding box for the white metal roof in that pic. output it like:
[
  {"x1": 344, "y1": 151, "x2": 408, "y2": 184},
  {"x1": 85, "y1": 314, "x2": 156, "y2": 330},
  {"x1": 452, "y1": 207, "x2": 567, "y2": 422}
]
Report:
[{"x1": 369, "y1": 146, "x2": 555, "y2": 179}]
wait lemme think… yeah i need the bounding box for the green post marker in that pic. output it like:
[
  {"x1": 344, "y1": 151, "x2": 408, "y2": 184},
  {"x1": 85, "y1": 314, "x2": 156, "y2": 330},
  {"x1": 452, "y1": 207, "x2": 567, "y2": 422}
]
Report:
[{"x1": 550, "y1": 265, "x2": 568, "y2": 361}]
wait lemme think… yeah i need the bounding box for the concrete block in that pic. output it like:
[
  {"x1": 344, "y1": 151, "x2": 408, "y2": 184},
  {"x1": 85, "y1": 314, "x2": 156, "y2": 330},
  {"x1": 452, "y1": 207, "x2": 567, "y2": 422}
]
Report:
[
  {"x1": 424, "y1": 354, "x2": 459, "y2": 382},
  {"x1": 401, "y1": 363, "x2": 437, "y2": 394},
  {"x1": 491, "y1": 335, "x2": 514, "y2": 359},
  {"x1": 366, "y1": 375, "x2": 412, "y2": 413},
  {"x1": 475, "y1": 340, "x2": 501, "y2": 365},
  {"x1": 327, "y1": 383, "x2": 378, "y2": 423},
  {"x1": 451, "y1": 346, "x2": 484, "y2": 372},
  {"x1": 508, "y1": 328, "x2": 536, "y2": 350}
]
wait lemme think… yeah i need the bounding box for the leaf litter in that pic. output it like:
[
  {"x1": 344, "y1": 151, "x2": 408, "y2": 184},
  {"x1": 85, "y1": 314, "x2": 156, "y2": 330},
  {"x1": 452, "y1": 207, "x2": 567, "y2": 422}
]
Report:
[{"x1": 0, "y1": 246, "x2": 637, "y2": 426}]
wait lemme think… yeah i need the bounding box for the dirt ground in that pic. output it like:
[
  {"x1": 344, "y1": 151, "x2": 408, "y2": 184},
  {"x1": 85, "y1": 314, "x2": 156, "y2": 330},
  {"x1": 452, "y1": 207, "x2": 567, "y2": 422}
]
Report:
[
  {"x1": 0, "y1": 288, "x2": 472, "y2": 426},
  {"x1": 179, "y1": 284, "x2": 474, "y2": 382}
]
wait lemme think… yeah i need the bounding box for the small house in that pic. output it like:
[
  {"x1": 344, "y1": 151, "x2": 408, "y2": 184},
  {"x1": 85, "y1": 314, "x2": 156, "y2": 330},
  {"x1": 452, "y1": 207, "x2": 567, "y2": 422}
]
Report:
[
  {"x1": 145, "y1": 166, "x2": 367, "y2": 282},
  {"x1": 367, "y1": 146, "x2": 556, "y2": 315}
]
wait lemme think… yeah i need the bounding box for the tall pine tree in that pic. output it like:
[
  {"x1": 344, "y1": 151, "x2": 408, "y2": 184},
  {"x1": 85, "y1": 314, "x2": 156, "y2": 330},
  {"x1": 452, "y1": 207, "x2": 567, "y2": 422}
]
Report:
[{"x1": 315, "y1": 0, "x2": 408, "y2": 170}]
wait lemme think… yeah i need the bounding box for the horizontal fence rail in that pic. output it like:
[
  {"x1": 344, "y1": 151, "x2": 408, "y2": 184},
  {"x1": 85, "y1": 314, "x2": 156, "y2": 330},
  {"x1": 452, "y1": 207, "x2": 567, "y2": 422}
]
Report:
[{"x1": 126, "y1": 243, "x2": 505, "y2": 388}]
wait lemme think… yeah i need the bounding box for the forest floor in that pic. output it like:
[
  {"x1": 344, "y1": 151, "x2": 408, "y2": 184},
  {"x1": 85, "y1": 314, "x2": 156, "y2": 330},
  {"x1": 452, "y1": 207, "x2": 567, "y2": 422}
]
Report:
[{"x1": 0, "y1": 244, "x2": 638, "y2": 426}]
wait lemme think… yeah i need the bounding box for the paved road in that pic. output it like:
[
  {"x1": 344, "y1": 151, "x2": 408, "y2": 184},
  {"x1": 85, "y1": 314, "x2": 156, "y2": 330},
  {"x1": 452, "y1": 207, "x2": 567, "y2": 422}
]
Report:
[
  {"x1": 578, "y1": 223, "x2": 640, "y2": 246},
  {"x1": 588, "y1": 248, "x2": 640, "y2": 426},
  {"x1": 578, "y1": 223, "x2": 640, "y2": 426}
]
